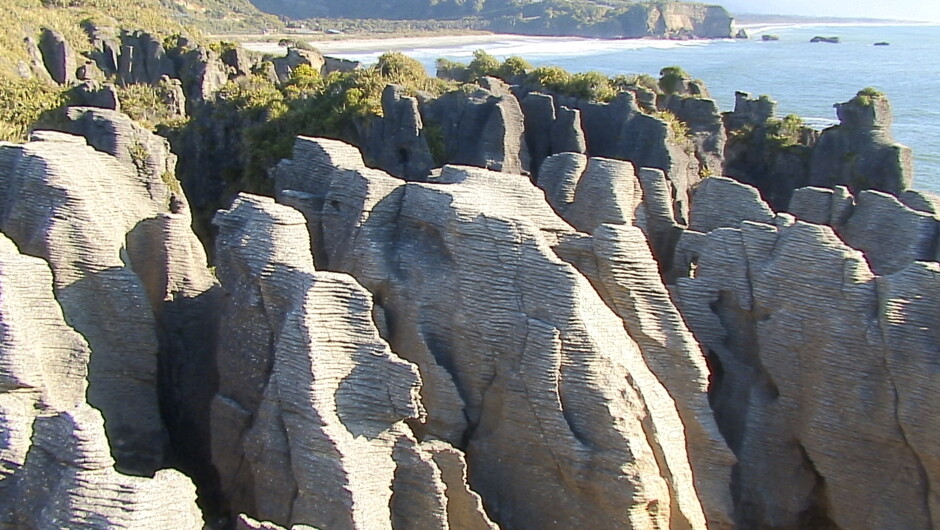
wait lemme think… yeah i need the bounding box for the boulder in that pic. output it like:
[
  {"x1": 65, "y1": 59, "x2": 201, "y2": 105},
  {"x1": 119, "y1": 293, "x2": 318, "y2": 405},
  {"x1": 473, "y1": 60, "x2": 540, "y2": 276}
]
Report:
[{"x1": 38, "y1": 28, "x2": 76, "y2": 84}]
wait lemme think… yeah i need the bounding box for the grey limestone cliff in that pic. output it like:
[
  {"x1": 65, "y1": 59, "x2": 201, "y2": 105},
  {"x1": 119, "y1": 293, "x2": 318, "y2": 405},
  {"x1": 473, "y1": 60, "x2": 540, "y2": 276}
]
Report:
[
  {"x1": 671, "y1": 176, "x2": 940, "y2": 529},
  {"x1": 271, "y1": 136, "x2": 736, "y2": 529},
  {"x1": 0, "y1": 233, "x2": 203, "y2": 529},
  {"x1": 0, "y1": 123, "x2": 217, "y2": 479},
  {"x1": 210, "y1": 193, "x2": 493, "y2": 529}
]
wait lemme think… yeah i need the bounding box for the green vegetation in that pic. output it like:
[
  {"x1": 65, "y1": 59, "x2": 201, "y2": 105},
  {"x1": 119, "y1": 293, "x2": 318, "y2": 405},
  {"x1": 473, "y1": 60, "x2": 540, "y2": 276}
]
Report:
[
  {"x1": 765, "y1": 114, "x2": 804, "y2": 147},
  {"x1": 442, "y1": 52, "x2": 668, "y2": 103},
  {"x1": 117, "y1": 79, "x2": 187, "y2": 129},
  {"x1": 854, "y1": 86, "x2": 885, "y2": 106},
  {"x1": 654, "y1": 110, "x2": 691, "y2": 147},
  {"x1": 0, "y1": 78, "x2": 70, "y2": 141},
  {"x1": 658, "y1": 66, "x2": 689, "y2": 95},
  {"x1": 182, "y1": 51, "x2": 456, "y2": 194}
]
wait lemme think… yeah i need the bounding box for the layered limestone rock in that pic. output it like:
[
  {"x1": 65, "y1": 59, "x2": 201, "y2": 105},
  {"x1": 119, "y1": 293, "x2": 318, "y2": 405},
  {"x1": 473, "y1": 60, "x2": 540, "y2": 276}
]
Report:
[
  {"x1": 422, "y1": 78, "x2": 530, "y2": 175},
  {"x1": 561, "y1": 91, "x2": 700, "y2": 223},
  {"x1": 722, "y1": 92, "x2": 819, "y2": 210},
  {"x1": 210, "y1": 194, "x2": 493, "y2": 529},
  {"x1": 361, "y1": 84, "x2": 435, "y2": 181},
  {"x1": 673, "y1": 176, "x2": 940, "y2": 529},
  {"x1": 809, "y1": 90, "x2": 913, "y2": 195},
  {"x1": 0, "y1": 234, "x2": 202, "y2": 529},
  {"x1": 520, "y1": 92, "x2": 586, "y2": 175},
  {"x1": 0, "y1": 127, "x2": 216, "y2": 476},
  {"x1": 663, "y1": 94, "x2": 726, "y2": 178},
  {"x1": 0, "y1": 233, "x2": 89, "y2": 482},
  {"x1": 789, "y1": 186, "x2": 938, "y2": 276},
  {"x1": 272, "y1": 136, "x2": 735, "y2": 529},
  {"x1": 537, "y1": 153, "x2": 684, "y2": 270}
]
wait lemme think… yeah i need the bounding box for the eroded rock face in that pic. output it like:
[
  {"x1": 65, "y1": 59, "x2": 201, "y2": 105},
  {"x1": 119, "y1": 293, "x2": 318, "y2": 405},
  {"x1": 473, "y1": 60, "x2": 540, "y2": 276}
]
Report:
[
  {"x1": 423, "y1": 78, "x2": 530, "y2": 175},
  {"x1": 361, "y1": 84, "x2": 435, "y2": 181},
  {"x1": 0, "y1": 234, "x2": 202, "y2": 529},
  {"x1": 38, "y1": 28, "x2": 75, "y2": 84},
  {"x1": 566, "y1": 91, "x2": 700, "y2": 223},
  {"x1": 272, "y1": 136, "x2": 734, "y2": 529},
  {"x1": 673, "y1": 177, "x2": 940, "y2": 529},
  {"x1": 809, "y1": 91, "x2": 913, "y2": 195},
  {"x1": 210, "y1": 194, "x2": 493, "y2": 529},
  {"x1": 0, "y1": 127, "x2": 216, "y2": 477}
]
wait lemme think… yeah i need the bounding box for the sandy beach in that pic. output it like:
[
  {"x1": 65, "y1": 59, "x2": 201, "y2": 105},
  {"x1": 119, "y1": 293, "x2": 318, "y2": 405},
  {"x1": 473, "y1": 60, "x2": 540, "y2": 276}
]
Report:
[{"x1": 241, "y1": 32, "x2": 578, "y2": 56}]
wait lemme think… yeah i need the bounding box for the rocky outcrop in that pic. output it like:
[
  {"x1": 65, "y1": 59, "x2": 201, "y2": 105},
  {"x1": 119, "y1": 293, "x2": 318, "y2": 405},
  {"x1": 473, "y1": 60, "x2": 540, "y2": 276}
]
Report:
[
  {"x1": 663, "y1": 94, "x2": 725, "y2": 177},
  {"x1": 809, "y1": 90, "x2": 913, "y2": 194},
  {"x1": 271, "y1": 47, "x2": 326, "y2": 83},
  {"x1": 38, "y1": 28, "x2": 76, "y2": 85},
  {"x1": 520, "y1": 92, "x2": 586, "y2": 176},
  {"x1": 671, "y1": 176, "x2": 940, "y2": 529},
  {"x1": 422, "y1": 78, "x2": 530, "y2": 175},
  {"x1": 117, "y1": 30, "x2": 177, "y2": 85},
  {"x1": 272, "y1": 137, "x2": 735, "y2": 529},
  {"x1": 210, "y1": 193, "x2": 493, "y2": 529},
  {"x1": 618, "y1": 3, "x2": 733, "y2": 39},
  {"x1": 561, "y1": 91, "x2": 700, "y2": 223},
  {"x1": 788, "y1": 185, "x2": 939, "y2": 276},
  {"x1": 360, "y1": 84, "x2": 435, "y2": 181},
  {"x1": 723, "y1": 92, "x2": 819, "y2": 210},
  {"x1": 0, "y1": 126, "x2": 216, "y2": 478},
  {"x1": 0, "y1": 234, "x2": 203, "y2": 529}
]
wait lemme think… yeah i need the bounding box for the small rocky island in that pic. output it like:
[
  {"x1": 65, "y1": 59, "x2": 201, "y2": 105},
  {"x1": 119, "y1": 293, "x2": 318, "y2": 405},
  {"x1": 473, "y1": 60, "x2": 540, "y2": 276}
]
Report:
[{"x1": 1, "y1": 3, "x2": 938, "y2": 530}]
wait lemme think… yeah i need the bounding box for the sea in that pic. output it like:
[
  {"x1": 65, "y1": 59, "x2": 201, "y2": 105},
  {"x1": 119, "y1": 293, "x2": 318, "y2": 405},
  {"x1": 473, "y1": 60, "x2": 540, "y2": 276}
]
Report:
[{"x1": 272, "y1": 23, "x2": 940, "y2": 193}]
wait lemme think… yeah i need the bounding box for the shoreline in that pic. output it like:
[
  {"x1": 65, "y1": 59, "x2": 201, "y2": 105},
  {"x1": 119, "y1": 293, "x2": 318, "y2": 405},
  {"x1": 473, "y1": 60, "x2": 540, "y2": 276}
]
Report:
[
  {"x1": 237, "y1": 19, "x2": 938, "y2": 56},
  {"x1": 241, "y1": 32, "x2": 595, "y2": 56}
]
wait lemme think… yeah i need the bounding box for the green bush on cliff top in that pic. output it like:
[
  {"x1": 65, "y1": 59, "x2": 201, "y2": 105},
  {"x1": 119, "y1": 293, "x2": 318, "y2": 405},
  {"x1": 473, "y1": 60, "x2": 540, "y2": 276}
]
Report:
[{"x1": 0, "y1": 78, "x2": 70, "y2": 142}]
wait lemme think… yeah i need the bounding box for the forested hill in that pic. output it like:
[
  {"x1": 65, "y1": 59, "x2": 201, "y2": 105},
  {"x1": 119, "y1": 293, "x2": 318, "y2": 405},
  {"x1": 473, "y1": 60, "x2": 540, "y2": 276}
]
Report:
[{"x1": 249, "y1": 0, "x2": 735, "y2": 39}]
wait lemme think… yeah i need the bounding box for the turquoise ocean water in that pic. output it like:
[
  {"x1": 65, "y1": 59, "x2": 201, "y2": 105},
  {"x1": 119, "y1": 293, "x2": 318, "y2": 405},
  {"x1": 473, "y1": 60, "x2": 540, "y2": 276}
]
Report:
[{"x1": 332, "y1": 24, "x2": 940, "y2": 194}]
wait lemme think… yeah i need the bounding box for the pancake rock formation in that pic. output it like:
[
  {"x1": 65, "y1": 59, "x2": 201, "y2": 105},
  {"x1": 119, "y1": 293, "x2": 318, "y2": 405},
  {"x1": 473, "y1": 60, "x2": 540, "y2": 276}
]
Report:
[
  {"x1": 671, "y1": 176, "x2": 940, "y2": 529},
  {"x1": 210, "y1": 194, "x2": 494, "y2": 529},
  {"x1": 272, "y1": 136, "x2": 734, "y2": 529},
  {"x1": 0, "y1": 233, "x2": 202, "y2": 528}
]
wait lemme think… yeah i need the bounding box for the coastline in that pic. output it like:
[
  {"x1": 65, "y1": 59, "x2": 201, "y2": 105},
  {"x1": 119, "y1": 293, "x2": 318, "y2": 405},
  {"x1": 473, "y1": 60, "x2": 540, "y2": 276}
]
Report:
[{"x1": 241, "y1": 32, "x2": 595, "y2": 56}]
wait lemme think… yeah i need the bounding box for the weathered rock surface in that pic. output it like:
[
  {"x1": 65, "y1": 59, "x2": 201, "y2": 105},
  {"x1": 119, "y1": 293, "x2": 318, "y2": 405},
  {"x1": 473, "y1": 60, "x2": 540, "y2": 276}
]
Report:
[
  {"x1": 672, "y1": 176, "x2": 940, "y2": 529},
  {"x1": 210, "y1": 194, "x2": 493, "y2": 529},
  {"x1": 38, "y1": 28, "x2": 76, "y2": 84},
  {"x1": 361, "y1": 84, "x2": 435, "y2": 181},
  {"x1": 272, "y1": 136, "x2": 736, "y2": 529},
  {"x1": 560, "y1": 91, "x2": 701, "y2": 223},
  {"x1": 520, "y1": 92, "x2": 586, "y2": 175},
  {"x1": 422, "y1": 78, "x2": 530, "y2": 175},
  {"x1": 722, "y1": 92, "x2": 819, "y2": 210},
  {"x1": 0, "y1": 126, "x2": 216, "y2": 478},
  {"x1": 809, "y1": 90, "x2": 913, "y2": 194},
  {"x1": 0, "y1": 234, "x2": 203, "y2": 529}
]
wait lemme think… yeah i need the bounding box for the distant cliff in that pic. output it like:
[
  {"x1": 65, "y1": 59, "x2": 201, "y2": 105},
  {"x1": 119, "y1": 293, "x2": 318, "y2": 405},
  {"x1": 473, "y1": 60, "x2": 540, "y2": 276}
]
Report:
[
  {"x1": 248, "y1": 0, "x2": 734, "y2": 39},
  {"x1": 490, "y1": 2, "x2": 734, "y2": 39}
]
